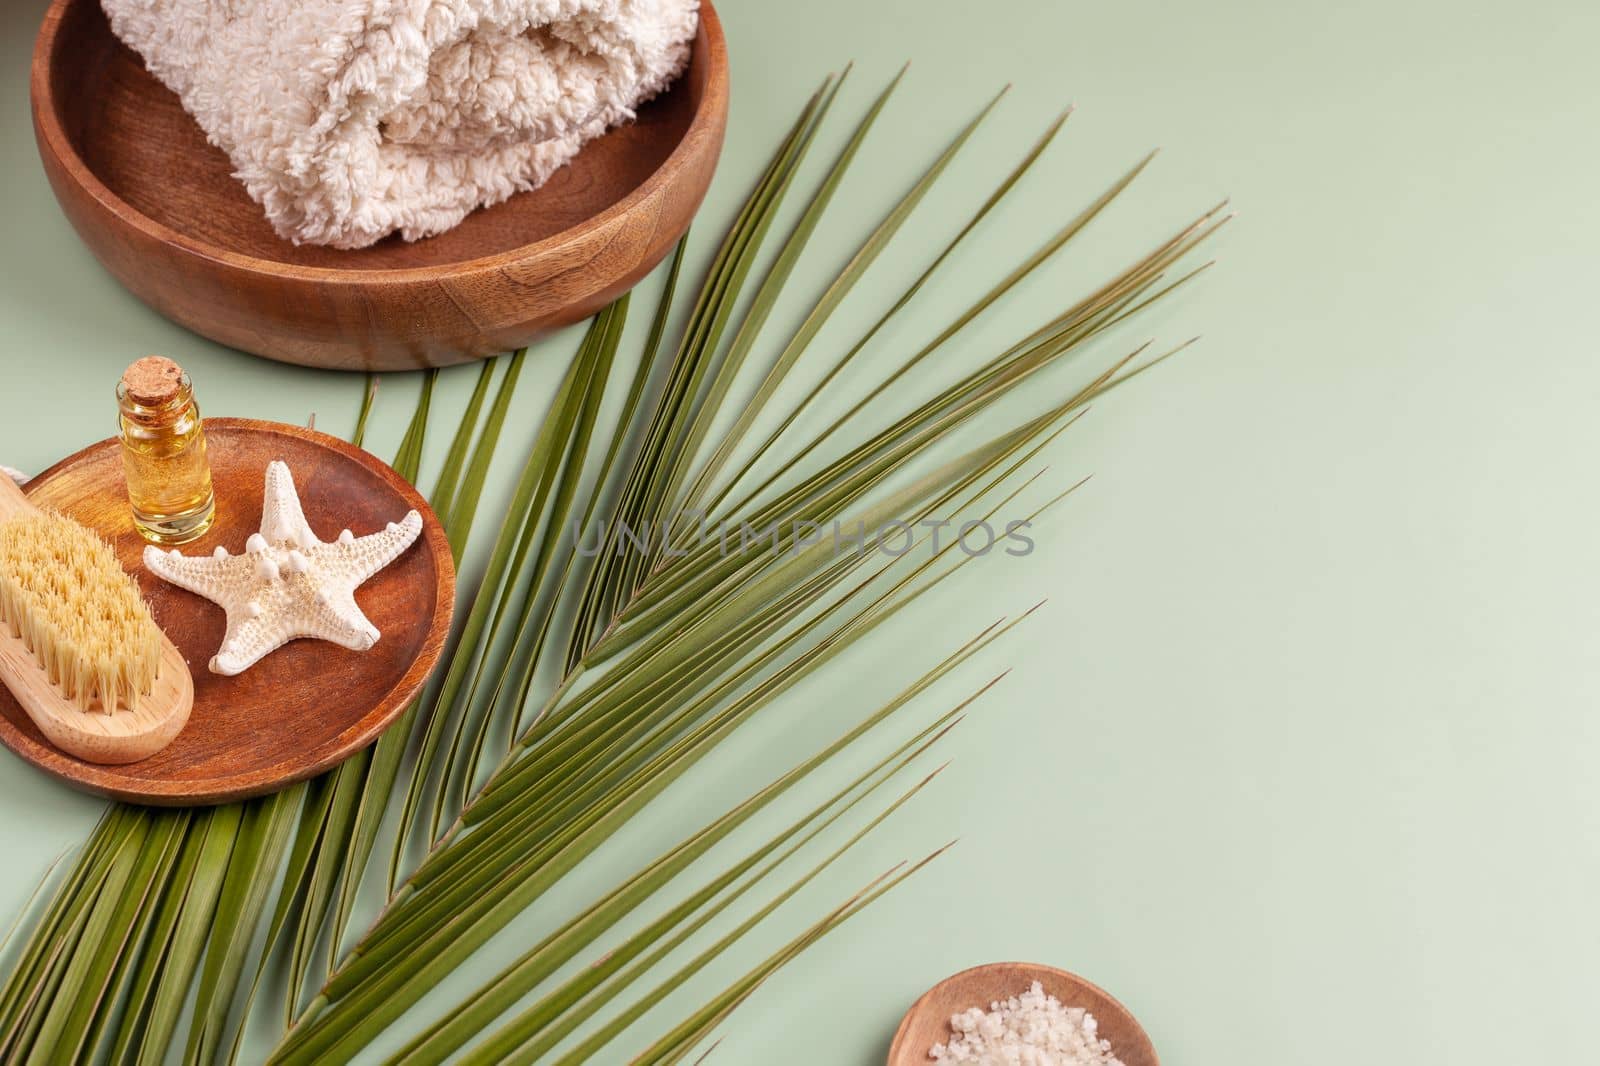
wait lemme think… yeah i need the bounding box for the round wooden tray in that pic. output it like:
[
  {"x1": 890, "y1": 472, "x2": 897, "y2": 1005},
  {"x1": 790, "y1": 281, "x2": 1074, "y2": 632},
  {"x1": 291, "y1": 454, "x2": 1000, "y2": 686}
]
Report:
[
  {"x1": 0, "y1": 419, "x2": 454, "y2": 805},
  {"x1": 29, "y1": 0, "x2": 728, "y2": 372},
  {"x1": 887, "y1": 962, "x2": 1158, "y2": 1066}
]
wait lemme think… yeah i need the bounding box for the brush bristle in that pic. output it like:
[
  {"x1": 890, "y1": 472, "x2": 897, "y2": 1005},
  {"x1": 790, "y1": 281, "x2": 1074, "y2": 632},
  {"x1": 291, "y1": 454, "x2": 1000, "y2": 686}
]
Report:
[{"x1": 0, "y1": 512, "x2": 162, "y2": 715}]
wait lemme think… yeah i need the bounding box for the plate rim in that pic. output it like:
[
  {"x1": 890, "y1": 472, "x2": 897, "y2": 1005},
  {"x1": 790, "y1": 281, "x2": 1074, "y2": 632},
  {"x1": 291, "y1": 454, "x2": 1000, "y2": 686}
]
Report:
[{"x1": 0, "y1": 418, "x2": 456, "y2": 805}]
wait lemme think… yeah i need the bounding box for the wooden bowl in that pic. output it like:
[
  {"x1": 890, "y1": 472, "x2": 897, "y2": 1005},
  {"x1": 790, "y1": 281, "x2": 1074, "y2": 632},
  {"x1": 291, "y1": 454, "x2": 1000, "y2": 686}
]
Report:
[
  {"x1": 0, "y1": 419, "x2": 455, "y2": 805},
  {"x1": 29, "y1": 0, "x2": 728, "y2": 372},
  {"x1": 887, "y1": 962, "x2": 1158, "y2": 1066}
]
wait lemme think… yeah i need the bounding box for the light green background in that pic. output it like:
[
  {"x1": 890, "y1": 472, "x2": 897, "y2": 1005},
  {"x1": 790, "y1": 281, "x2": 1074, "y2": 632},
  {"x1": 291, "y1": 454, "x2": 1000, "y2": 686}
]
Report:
[{"x1": 4, "y1": 0, "x2": 1599, "y2": 1062}]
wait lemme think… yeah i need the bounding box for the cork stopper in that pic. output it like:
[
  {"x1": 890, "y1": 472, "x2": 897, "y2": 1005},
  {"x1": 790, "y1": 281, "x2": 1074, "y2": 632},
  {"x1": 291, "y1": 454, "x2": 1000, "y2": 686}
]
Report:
[{"x1": 121, "y1": 357, "x2": 185, "y2": 405}]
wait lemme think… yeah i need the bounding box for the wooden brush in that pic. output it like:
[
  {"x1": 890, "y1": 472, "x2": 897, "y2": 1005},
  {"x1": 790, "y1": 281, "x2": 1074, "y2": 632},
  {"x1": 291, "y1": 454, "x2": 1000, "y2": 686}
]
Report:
[{"x1": 0, "y1": 474, "x2": 191, "y2": 764}]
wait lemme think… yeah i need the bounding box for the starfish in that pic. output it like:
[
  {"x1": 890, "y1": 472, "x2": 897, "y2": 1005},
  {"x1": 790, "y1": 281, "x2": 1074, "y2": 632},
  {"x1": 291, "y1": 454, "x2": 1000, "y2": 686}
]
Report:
[{"x1": 144, "y1": 460, "x2": 422, "y2": 676}]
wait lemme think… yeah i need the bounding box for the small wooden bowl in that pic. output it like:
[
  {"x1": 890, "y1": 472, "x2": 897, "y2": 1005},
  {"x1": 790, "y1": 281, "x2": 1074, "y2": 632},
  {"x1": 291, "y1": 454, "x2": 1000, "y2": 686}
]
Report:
[
  {"x1": 29, "y1": 0, "x2": 728, "y2": 372},
  {"x1": 0, "y1": 419, "x2": 455, "y2": 805},
  {"x1": 888, "y1": 962, "x2": 1158, "y2": 1066}
]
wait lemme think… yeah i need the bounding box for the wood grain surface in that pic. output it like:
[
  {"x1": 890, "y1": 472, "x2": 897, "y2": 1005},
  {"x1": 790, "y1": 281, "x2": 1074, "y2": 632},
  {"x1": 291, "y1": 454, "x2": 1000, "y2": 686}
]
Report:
[
  {"x1": 886, "y1": 961, "x2": 1159, "y2": 1066},
  {"x1": 28, "y1": 0, "x2": 729, "y2": 371},
  {"x1": 0, "y1": 420, "x2": 455, "y2": 805}
]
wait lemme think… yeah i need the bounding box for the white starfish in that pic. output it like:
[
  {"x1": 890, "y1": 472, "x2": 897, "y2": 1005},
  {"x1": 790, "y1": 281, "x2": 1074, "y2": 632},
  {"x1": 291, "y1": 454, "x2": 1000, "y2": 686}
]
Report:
[{"x1": 144, "y1": 460, "x2": 422, "y2": 676}]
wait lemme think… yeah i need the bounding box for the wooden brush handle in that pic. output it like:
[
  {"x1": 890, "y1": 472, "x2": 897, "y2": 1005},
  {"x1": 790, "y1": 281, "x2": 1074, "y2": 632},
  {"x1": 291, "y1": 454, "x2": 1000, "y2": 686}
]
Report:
[
  {"x1": 0, "y1": 466, "x2": 194, "y2": 764},
  {"x1": 0, "y1": 471, "x2": 35, "y2": 523}
]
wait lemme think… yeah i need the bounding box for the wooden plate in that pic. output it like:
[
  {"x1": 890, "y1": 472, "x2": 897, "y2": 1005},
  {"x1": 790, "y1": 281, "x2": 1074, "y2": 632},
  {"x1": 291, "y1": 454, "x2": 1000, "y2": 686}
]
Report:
[
  {"x1": 0, "y1": 419, "x2": 454, "y2": 805},
  {"x1": 887, "y1": 962, "x2": 1158, "y2": 1066},
  {"x1": 29, "y1": 0, "x2": 728, "y2": 372}
]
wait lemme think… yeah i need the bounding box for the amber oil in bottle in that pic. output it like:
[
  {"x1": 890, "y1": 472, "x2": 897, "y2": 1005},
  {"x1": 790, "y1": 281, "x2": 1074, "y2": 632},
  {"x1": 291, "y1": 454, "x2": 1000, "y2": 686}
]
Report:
[{"x1": 117, "y1": 357, "x2": 215, "y2": 545}]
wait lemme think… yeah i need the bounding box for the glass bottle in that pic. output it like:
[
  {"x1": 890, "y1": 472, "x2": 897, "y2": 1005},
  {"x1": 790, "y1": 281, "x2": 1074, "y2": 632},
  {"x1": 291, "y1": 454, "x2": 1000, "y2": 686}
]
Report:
[{"x1": 116, "y1": 357, "x2": 215, "y2": 545}]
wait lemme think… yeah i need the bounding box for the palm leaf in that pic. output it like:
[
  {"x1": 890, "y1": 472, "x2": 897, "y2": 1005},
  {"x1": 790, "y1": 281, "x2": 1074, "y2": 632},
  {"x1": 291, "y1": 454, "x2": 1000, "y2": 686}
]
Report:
[
  {"x1": 438, "y1": 714, "x2": 964, "y2": 1065},
  {"x1": 621, "y1": 845, "x2": 952, "y2": 1066},
  {"x1": 0, "y1": 67, "x2": 1219, "y2": 1065},
  {"x1": 138, "y1": 803, "x2": 241, "y2": 1063},
  {"x1": 185, "y1": 789, "x2": 297, "y2": 1064}
]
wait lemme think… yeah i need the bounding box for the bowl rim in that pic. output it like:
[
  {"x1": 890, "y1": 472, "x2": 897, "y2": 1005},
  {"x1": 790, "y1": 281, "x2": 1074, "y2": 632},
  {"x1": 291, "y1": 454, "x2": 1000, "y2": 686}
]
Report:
[
  {"x1": 29, "y1": 0, "x2": 727, "y2": 286},
  {"x1": 887, "y1": 961, "x2": 1160, "y2": 1066}
]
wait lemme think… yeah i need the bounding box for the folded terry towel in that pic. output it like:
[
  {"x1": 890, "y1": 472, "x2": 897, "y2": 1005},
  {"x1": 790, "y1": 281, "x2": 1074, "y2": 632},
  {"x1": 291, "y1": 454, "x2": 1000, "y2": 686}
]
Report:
[{"x1": 103, "y1": 0, "x2": 700, "y2": 248}]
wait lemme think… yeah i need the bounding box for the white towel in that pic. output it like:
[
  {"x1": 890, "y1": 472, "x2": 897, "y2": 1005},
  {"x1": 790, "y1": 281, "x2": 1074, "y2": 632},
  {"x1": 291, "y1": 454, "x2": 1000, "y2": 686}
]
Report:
[{"x1": 102, "y1": 0, "x2": 700, "y2": 249}]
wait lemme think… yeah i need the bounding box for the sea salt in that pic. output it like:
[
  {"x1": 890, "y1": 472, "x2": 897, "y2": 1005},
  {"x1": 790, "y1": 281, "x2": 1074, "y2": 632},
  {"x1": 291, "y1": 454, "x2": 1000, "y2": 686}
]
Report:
[{"x1": 929, "y1": 981, "x2": 1124, "y2": 1066}]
